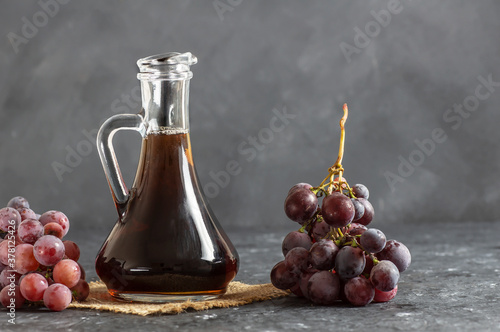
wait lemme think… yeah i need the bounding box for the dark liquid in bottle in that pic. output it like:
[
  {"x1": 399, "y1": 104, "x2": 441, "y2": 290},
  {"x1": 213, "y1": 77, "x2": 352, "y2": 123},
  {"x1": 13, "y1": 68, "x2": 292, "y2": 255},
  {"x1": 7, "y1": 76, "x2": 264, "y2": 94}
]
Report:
[{"x1": 95, "y1": 131, "x2": 239, "y2": 300}]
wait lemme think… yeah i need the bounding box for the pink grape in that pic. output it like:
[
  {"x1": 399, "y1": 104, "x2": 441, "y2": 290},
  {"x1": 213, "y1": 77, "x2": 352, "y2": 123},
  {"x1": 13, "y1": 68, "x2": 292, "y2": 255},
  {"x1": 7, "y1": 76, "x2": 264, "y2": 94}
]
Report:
[
  {"x1": 18, "y1": 219, "x2": 44, "y2": 244},
  {"x1": 14, "y1": 244, "x2": 39, "y2": 274},
  {"x1": 18, "y1": 208, "x2": 37, "y2": 221},
  {"x1": 0, "y1": 240, "x2": 10, "y2": 265},
  {"x1": 33, "y1": 235, "x2": 65, "y2": 266},
  {"x1": 0, "y1": 285, "x2": 25, "y2": 309},
  {"x1": 63, "y1": 241, "x2": 80, "y2": 261},
  {"x1": 39, "y1": 211, "x2": 70, "y2": 237},
  {"x1": 43, "y1": 283, "x2": 72, "y2": 311},
  {"x1": 7, "y1": 196, "x2": 29, "y2": 210},
  {"x1": 53, "y1": 259, "x2": 81, "y2": 288},
  {"x1": 0, "y1": 270, "x2": 21, "y2": 288},
  {"x1": 70, "y1": 279, "x2": 89, "y2": 301},
  {"x1": 0, "y1": 207, "x2": 21, "y2": 232},
  {"x1": 44, "y1": 222, "x2": 64, "y2": 239},
  {"x1": 20, "y1": 272, "x2": 48, "y2": 301},
  {"x1": 373, "y1": 285, "x2": 398, "y2": 303}
]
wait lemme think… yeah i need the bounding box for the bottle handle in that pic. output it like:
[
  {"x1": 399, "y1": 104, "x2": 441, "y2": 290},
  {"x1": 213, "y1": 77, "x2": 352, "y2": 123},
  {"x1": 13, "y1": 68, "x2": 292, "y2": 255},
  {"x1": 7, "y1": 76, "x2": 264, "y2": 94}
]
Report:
[{"x1": 97, "y1": 114, "x2": 146, "y2": 214}]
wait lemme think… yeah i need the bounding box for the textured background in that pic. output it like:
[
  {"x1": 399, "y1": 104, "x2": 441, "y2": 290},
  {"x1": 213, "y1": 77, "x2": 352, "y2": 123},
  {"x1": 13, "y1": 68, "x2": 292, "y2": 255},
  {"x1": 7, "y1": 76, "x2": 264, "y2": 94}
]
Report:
[{"x1": 1, "y1": 0, "x2": 500, "y2": 237}]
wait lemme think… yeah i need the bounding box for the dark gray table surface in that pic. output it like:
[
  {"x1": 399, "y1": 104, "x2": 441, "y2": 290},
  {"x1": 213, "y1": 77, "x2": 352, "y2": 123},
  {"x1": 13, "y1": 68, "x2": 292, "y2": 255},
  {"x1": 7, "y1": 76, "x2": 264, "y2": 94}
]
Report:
[{"x1": 2, "y1": 221, "x2": 500, "y2": 332}]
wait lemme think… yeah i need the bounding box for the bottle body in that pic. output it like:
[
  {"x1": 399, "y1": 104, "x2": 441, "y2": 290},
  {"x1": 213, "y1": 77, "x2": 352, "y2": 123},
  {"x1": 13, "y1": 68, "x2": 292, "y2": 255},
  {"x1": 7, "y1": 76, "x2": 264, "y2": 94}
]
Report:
[{"x1": 95, "y1": 53, "x2": 239, "y2": 302}]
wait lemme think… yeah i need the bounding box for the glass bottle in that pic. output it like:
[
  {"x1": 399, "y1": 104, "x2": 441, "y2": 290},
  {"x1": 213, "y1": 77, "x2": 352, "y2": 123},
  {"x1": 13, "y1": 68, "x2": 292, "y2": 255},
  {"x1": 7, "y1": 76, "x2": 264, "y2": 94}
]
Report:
[{"x1": 95, "y1": 52, "x2": 239, "y2": 302}]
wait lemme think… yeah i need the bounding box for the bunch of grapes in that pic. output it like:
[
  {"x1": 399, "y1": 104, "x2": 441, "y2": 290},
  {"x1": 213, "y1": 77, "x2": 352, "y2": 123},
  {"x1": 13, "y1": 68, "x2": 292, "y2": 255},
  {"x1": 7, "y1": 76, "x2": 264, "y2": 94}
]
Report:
[
  {"x1": 271, "y1": 105, "x2": 411, "y2": 306},
  {"x1": 0, "y1": 196, "x2": 89, "y2": 312}
]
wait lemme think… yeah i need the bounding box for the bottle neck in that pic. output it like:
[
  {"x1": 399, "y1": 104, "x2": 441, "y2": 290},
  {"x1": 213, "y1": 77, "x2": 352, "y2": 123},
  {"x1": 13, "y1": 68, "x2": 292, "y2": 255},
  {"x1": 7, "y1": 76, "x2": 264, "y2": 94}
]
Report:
[{"x1": 140, "y1": 79, "x2": 190, "y2": 134}]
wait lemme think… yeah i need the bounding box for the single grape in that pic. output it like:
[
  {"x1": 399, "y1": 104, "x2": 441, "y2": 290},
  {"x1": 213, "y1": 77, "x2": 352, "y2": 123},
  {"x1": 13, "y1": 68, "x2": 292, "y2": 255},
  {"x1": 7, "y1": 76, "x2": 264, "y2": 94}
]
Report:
[
  {"x1": 282, "y1": 231, "x2": 312, "y2": 257},
  {"x1": 311, "y1": 219, "x2": 331, "y2": 241},
  {"x1": 363, "y1": 254, "x2": 375, "y2": 275},
  {"x1": 0, "y1": 270, "x2": 21, "y2": 288},
  {"x1": 0, "y1": 240, "x2": 9, "y2": 265},
  {"x1": 284, "y1": 188, "x2": 318, "y2": 224},
  {"x1": 18, "y1": 219, "x2": 44, "y2": 244},
  {"x1": 53, "y1": 259, "x2": 81, "y2": 288},
  {"x1": 39, "y1": 211, "x2": 70, "y2": 237},
  {"x1": 351, "y1": 198, "x2": 365, "y2": 222},
  {"x1": 360, "y1": 228, "x2": 386, "y2": 253},
  {"x1": 307, "y1": 271, "x2": 340, "y2": 305},
  {"x1": 373, "y1": 285, "x2": 398, "y2": 303},
  {"x1": 335, "y1": 246, "x2": 366, "y2": 280},
  {"x1": 370, "y1": 260, "x2": 399, "y2": 291},
  {"x1": 18, "y1": 208, "x2": 37, "y2": 221},
  {"x1": 355, "y1": 198, "x2": 374, "y2": 226},
  {"x1": 70, "y1": 279, "x2": 89, "y2": 301},
  {"x1": 270, "y1": 261, "x2": 299, "y2": 290},
  {"x1": 63, "y1": 241, "x2": 80, "y2": 261},
  {"x1": 0, "y1": 285, "x2": 25, "y2": 309},
  {"x1": 309, "y1": 239, "x2": 338, "y2": 270},
  {"x1": 289, "y1": 282, "x2": 303, "y2": 297},
  {"x1": 288, "y1": 183, "x2": 312, "y2": 196},
  {"x1": 77, "y1": 262, "x2": 86, "y2": 280},
  {"x1": 44, "y1": 222, "x2": 64, "y2": 239},
  {"x1": 321, "y1": 192, "x2": 355, "y2": 227},
  {"x1": 348, "y1": 223, "x2": 367, "y2": 236},
  {"x1": 14, "y1": 244, "x2": 39, "y2": 274},
  {"x1": 298, "y1": 270, "x2": 317, "y2": 299},
  {"x1": 352, "y1": 184, "x2": 369, "y2": 199},
  {"x1": 284, "y1": 247, "x2": 309, "y2": 275},
  {"x1": 0, "y1": 207, "x2": 21, "y2": 232},
  {"x1": 377, "y1": 240, "x2": 411, "y2": 272},
  {"x1": 344, "y1": 276, "x2": 375, "y2": 306},
  {"x1": 33, "y1": 235, "x2": 65, "y2": 266},
  {"x1": 20, "y1": 272, "x2": 49, "y2": 301},
  {"x1": 43, "y1": 283, "x2": 72, "y2": 311},
  {"x1": 7, "y1": 196, "x2": 30, "y2": 210}
]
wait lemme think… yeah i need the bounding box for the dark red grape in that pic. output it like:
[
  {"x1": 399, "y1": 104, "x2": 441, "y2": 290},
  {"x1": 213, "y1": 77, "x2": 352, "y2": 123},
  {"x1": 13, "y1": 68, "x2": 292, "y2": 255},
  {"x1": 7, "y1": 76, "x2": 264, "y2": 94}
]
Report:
[
  {"x1": 70, "y1": 279, "x2": 89, "y2": 301},
  {"x1": 288, "y1": 183, "x2": 312, "y2": 196},
  {"x1": 373, "y1": 285, "x2": 398, "y2": 303},
  {"x1": 282, "y1": 231, "x2": 312, "y2": 257},
  {"x1": 362, "y1": 254, "x2": 375, "y2": 275},
  {"x1": 351, "y1": 198, "x2": 365, "y2": 222},
  {"x1": 344, "y1": 276, "x2": 375, "y2": 306},
  {"x1": 270, "y1": 261, "x2": 299, "y2": 290},
  {"x1": 307, "y1": 271, "x2": 340, "y2": 305},
  {"x1": 63, "y1": 241, "x2": 81, "y2": 261},
  {"x1": 360, "y1": 228, "x2": 386, "y2": 253},
  {"x1": 77, "y1": 262, "x2": 86, "y2": 280},
  {"x1": 377, "y1": 240, "x2": 411, "y2": 272},
  {"x1": 7, "y1": 196, "x2": 30, "y2": 210},
  {"x1": 348, "y1": 223, "x2": 367, "y2": 236},
  {"x1": 335, "y1": 246, "x2": 366, "y2": 280},
  {"x1": 299, "y1": 270, "x2": 317, "y2": 299},
  {"x1": 321, "y1": 192, "x2": 355, "y2": 227},
  {"x1": 370, "y1": 260, "x2": 399, "y2": 291},
  {"x1": 284, "y1": 247, "x2": 309, "y2": 275},
  {"x1": 284, "y1": 189, "x2": 318, "y2": 224},
  {"x1": 352, "y1": 184, "x2": 369, "y2": 199},
  {"x1": 311, "y1": 220, "x2": 331, "y2": 241},
  {"x1": 309, "y1": 239, "x2": 338, "y2": 270},
  {"x1": 355, "y1": 198, "x2": 374, "y2": 226}
]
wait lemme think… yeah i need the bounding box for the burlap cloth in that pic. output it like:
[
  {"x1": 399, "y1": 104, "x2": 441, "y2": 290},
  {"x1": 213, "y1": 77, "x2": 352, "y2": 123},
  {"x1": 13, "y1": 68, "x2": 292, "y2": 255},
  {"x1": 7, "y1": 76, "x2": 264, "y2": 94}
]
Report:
[{"x1": 69, "y1": 281, "x2": 289, "y2": 316}]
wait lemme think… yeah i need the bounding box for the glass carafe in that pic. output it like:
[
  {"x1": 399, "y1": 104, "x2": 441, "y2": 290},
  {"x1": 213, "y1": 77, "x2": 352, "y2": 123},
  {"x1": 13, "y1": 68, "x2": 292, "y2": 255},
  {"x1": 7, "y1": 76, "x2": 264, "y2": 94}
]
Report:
[{"x1": 95, "y1": 52, "x2": 239, "y2": 302}]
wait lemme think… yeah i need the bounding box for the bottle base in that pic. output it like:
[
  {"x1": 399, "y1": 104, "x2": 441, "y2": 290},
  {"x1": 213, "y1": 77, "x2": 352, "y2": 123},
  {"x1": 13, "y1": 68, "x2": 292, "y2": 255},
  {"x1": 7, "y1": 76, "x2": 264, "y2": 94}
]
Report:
[{"x1": 108, "y1": 288, "x2": 227, "y2": 303}]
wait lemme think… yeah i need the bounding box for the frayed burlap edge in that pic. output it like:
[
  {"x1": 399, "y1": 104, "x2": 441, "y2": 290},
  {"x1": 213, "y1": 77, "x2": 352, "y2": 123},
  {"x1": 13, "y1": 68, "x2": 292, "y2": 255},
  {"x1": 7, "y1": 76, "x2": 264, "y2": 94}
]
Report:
[{"x1": 68, "y1": 281, "x2": 289, "y2": 316}]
